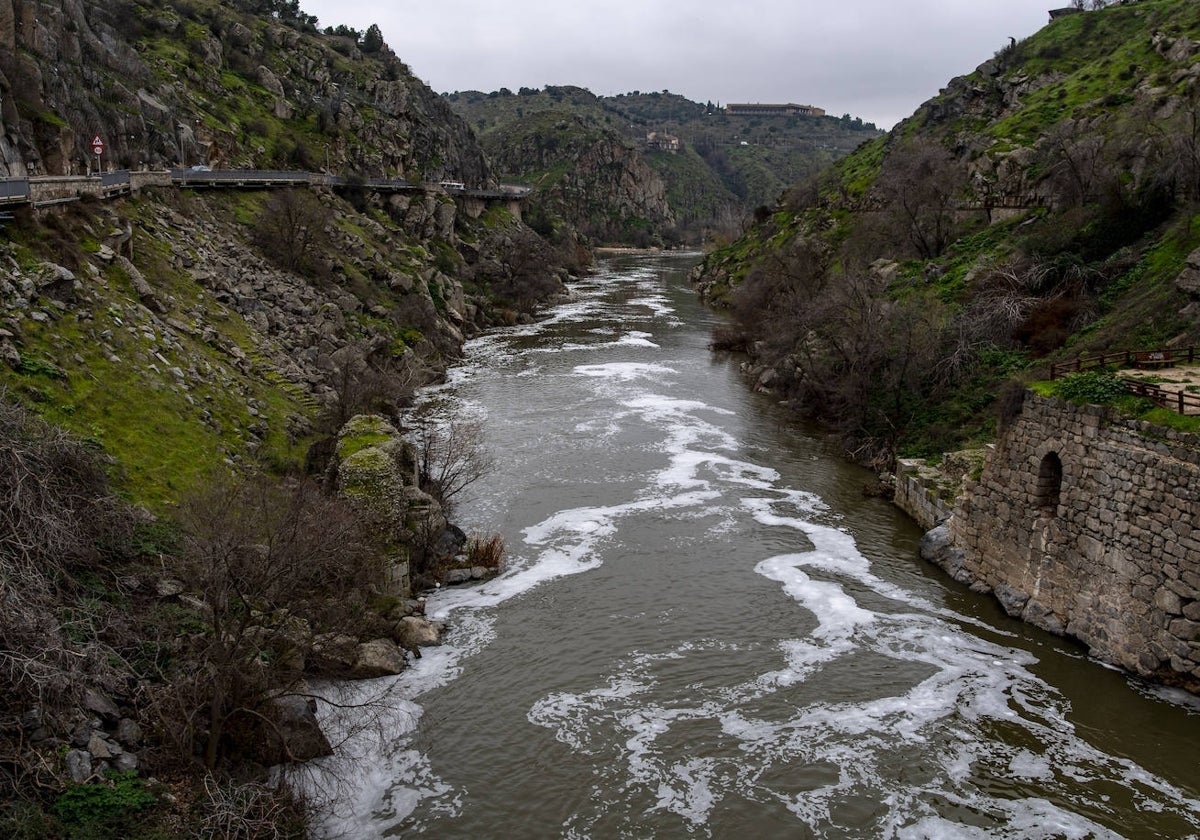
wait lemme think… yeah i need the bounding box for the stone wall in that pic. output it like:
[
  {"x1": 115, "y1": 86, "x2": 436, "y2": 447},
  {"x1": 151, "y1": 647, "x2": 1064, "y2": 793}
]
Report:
[
  {"x1": 894, "y1": 458, "x2": 955, "y2": 532},
  {"x1": 931, "y1": 392, "x2": 1200, "y2": 690}
]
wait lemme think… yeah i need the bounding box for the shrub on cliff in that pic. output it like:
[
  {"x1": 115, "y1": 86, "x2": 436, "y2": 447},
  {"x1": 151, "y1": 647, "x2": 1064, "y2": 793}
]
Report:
[
  {"x1": 0, "y1": 395, "x2": 139, "y2": 801},
  {"x1": 154, "y1": 474, "x2": 385, "y2": 771},
  {"x1": 1052, "y1": 369, "x2": 1128, "y2": 404}
]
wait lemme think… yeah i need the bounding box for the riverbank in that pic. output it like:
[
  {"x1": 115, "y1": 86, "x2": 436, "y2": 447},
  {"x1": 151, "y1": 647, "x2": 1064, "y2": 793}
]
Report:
[{"x1": 904, "y1": 391, "x2": 1200, "y2": 694}]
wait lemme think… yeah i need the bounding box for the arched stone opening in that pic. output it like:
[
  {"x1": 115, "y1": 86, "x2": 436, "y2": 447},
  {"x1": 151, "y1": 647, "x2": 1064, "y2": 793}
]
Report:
[{"x1": 1035, "y1": 452, "x2": 1063, "y2": 514}]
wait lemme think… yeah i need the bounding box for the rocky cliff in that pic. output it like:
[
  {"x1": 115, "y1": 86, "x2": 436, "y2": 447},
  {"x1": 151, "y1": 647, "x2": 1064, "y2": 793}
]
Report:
[
  {"x1": 481, "y1": 109, "x2": 676, "y2": 247},
  {"x1": 0, "y1": 0, "x2": 488, "y2": 182}
]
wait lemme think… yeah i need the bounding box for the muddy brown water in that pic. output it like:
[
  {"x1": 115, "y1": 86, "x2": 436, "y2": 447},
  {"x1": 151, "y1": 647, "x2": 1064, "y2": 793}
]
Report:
[{"x1": 305, "y1": 253, "x2": 1200, "y2": 839}]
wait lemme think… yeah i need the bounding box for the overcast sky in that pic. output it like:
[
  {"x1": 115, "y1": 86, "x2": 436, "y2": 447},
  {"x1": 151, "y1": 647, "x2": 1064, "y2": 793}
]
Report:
[{"x1": 300, "y1": 1, "x2": 1059, "y2": 129}]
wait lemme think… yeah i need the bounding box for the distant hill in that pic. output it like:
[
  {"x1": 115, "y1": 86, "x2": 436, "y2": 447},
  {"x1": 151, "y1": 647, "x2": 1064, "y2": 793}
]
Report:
[
  {"x1": 445, "y1": 86, "x2": 881, "y2": 245},
  {"x1": 695, "y1": 0, "x2": 1200, "y2": 463}
]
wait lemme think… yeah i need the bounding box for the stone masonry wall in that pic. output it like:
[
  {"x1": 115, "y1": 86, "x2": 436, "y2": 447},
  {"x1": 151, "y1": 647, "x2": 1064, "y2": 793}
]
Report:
[
  {"x1": 937, "y1": 392, "x2": 1200, "y2": 690},
  {"x1": 894, "y1": 458, "x2": 955, "y2": 532}
]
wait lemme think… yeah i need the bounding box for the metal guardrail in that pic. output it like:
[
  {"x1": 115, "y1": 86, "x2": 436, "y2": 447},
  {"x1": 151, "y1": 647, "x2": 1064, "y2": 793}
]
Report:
[
  {"x1": 0, "y1": 170, "x2": 531, "y2": 208},
  {"x1": 325, "y1": 175, "x2": 420, "y2": 191},
  {"x1": 169, "y1": 168, "x2": 311, "y2": 185},
  {"x1": 0, "y1": 178, "x2": 30, "y2": 201},
  {"x1": 1050, "y1": 348, "x2": 1199, "y2": 379}
]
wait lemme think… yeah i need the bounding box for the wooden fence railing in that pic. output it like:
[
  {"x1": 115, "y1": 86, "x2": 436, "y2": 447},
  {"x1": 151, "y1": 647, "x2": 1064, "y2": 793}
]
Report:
[
  {"x1": 1049, "y1": 347, "x2": 1198, "y2": 379},
  {"x1": 1121, "y1": 379, "x2": 1200, "y2": 415}
]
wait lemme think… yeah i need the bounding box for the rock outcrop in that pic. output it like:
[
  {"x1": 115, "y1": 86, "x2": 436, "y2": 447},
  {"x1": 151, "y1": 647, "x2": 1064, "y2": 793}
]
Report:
[
  {"x1": 482, "y1": 111, "x2": 675, "y2": 246},
  {"x1": 0, "y1": 0, "x2": 487, "y2": 181}
]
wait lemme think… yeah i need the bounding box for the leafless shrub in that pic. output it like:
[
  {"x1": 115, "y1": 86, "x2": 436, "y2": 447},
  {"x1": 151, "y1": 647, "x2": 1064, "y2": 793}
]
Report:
[
  {"x1": 411, "y1": 411, "x2": 493, "y2": 517},
  {"x1": 955, "y1": 255, "x2": 1110, "y2": 360},
  {"x1": 0, "y1": 395, "x2": 137, "y2": 797},
  {"x1": 195, "y1": 774, "x2": 306, "y2": 840},
  {"x1": 709, "y1": 324, "x2": 750, "y2": 352},
  {"x1": 149, "y1": 474, "x2": 385, "y2": 770},
  {"x1": 958, "y1": 261, "x2": 1053, "y2": 348}
]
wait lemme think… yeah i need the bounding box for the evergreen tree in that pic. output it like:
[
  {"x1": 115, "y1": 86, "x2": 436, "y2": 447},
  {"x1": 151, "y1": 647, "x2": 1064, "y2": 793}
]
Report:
[{"x1": 362, "y1": 23, "x2": 385, "y2": 52}]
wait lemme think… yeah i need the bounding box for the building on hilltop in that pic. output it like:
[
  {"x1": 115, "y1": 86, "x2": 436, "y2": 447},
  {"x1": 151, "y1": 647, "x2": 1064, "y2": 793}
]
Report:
[
  {"x1": 646, "y1": 132, "x2": 681, "y2": 153},
  {"x1": 725, "y1": 103, "x2": 826, "y2": 118},
  {"x1": 1048, "y1": 6, "x2": 1084, "y2": 20}
]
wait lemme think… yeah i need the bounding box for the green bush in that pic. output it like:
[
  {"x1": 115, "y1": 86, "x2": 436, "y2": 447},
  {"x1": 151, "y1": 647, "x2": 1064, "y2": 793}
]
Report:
[
  {"x1": 51, "y1": 772, "x2": 157, "y2": 837},
  {"x1": 1053, "y1": 369, "x2": 1128, "y2": 404}
]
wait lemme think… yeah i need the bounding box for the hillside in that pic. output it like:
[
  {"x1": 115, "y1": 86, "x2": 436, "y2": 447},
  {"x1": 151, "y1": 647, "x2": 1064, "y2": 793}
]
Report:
[
  {"x1": 695, "y1": 0, "x2": 1200, "y2": 464},
  {"x1": 445, "y1": 86, "x2": 881, "y2": 244},
  {"x1": 0, "y1": 0, "x2": 572, "y2": 834}
]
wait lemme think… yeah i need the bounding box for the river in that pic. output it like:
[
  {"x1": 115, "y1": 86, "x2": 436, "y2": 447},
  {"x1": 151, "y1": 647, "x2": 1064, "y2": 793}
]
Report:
[{"x1": 307, "y1": 253, "x2": 1200, "y2": 839}]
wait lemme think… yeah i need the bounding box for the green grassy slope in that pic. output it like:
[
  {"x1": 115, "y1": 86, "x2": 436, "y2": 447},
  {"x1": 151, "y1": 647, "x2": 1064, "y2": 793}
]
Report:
[{"x1": 695, "y1": 0, "x2": 1200, "y2": 460}]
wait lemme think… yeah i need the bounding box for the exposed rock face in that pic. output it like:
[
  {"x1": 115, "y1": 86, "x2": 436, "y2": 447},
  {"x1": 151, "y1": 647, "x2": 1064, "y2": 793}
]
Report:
[
  {"x1": 484, "y1": 112, "x2": 675, "y2": 244},
  {"x1": 1175, "y1": 247, "x2": 1200, "y2": 298},
  {"x1": 940, "y1": 393, "x2": 1200, "y2": 691},
  {"x1": 0, "y1": 0, "x2": 488, "y2": 182}
]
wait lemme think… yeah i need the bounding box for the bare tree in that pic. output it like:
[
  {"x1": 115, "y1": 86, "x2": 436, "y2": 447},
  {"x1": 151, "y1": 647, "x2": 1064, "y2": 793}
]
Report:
[
  {"x1": 1040, "y1": 122, "x2": 1108, "y2": 207},
  {"x1": 253, "y1": 189, "x2": 332, "y2": 276},
  {"x1": 410, "y1": 411, "x2": 493, "y2": 517},
  {"x1": 875, "y1": 139, "x2": 964, "y2": 259},
  {"x1": 158, "y1": 475, "x2": 385, "y2": 770}
]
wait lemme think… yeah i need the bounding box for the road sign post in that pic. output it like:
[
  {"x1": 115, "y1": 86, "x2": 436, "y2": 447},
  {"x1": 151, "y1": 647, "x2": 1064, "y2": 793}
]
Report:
[{"x1": 91, "y1": 134, "x2": 104, "y2": 174}]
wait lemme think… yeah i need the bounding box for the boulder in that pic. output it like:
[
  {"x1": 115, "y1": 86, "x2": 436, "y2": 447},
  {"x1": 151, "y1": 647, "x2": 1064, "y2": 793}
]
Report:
[
  {"x1": 1175, "y1": 247, "x2": 1200, "y2": 298},
  {"x1": 115, "y1": 718, "x2": 143, "y2": 747},
  {"x1": 351, "y1": 638, "x2": 407, "y2": 679},
  {"x1": 1022, "y1": 599, "x2": 1065, "y2": 636},
  {"x1": 65, "y1": 750, "x2": 92, "y2": 784},
  {"x1": 83, "y1": 689, "x2": 120, "y2": 722},
  {"x1": 86, "y1": 732, "x2": 114, "y2": 760},
  {"x1": 117, "y1": 256, "x2": 165, "y2": 313},
  {"x1": 994, "y1": 583, "x2": 1030, "y2": 617},
  {"x1": 238, "y1": 695, "x2": 332, "y2": 766},
  {"x1": 918, "y1": 523, "x2": 970, "y2": 584},
  {"x1": 396, "y1": 615, "x2": 444, "y2": 647},
  {"x1": 309, "y1": 632, "x2": 359, "y2": 676},
  {"x1": 442, "y1": 567, "x2": 472, "y2": 585}
]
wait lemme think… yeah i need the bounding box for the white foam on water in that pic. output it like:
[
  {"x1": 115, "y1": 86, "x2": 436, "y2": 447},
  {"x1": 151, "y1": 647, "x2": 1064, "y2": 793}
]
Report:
[
  {"x1": 626, "y1": 295, "x2": 676, "y2": 319},
  {"x1": 1009, "y1": 749, "x2": 1054, "y2": 779},
  {"x1": 574, "y1": 361, "x2": 677, "y2": 381},
  {"x1": 526, "y1": 476, "x2": 1200, "y2": 837},
  {"x1": 618, "y1": 331, "x2": 660, "y2": 347},
  {"x1": 297, "y1": 612, "x2": 495, "y2": 838}
]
